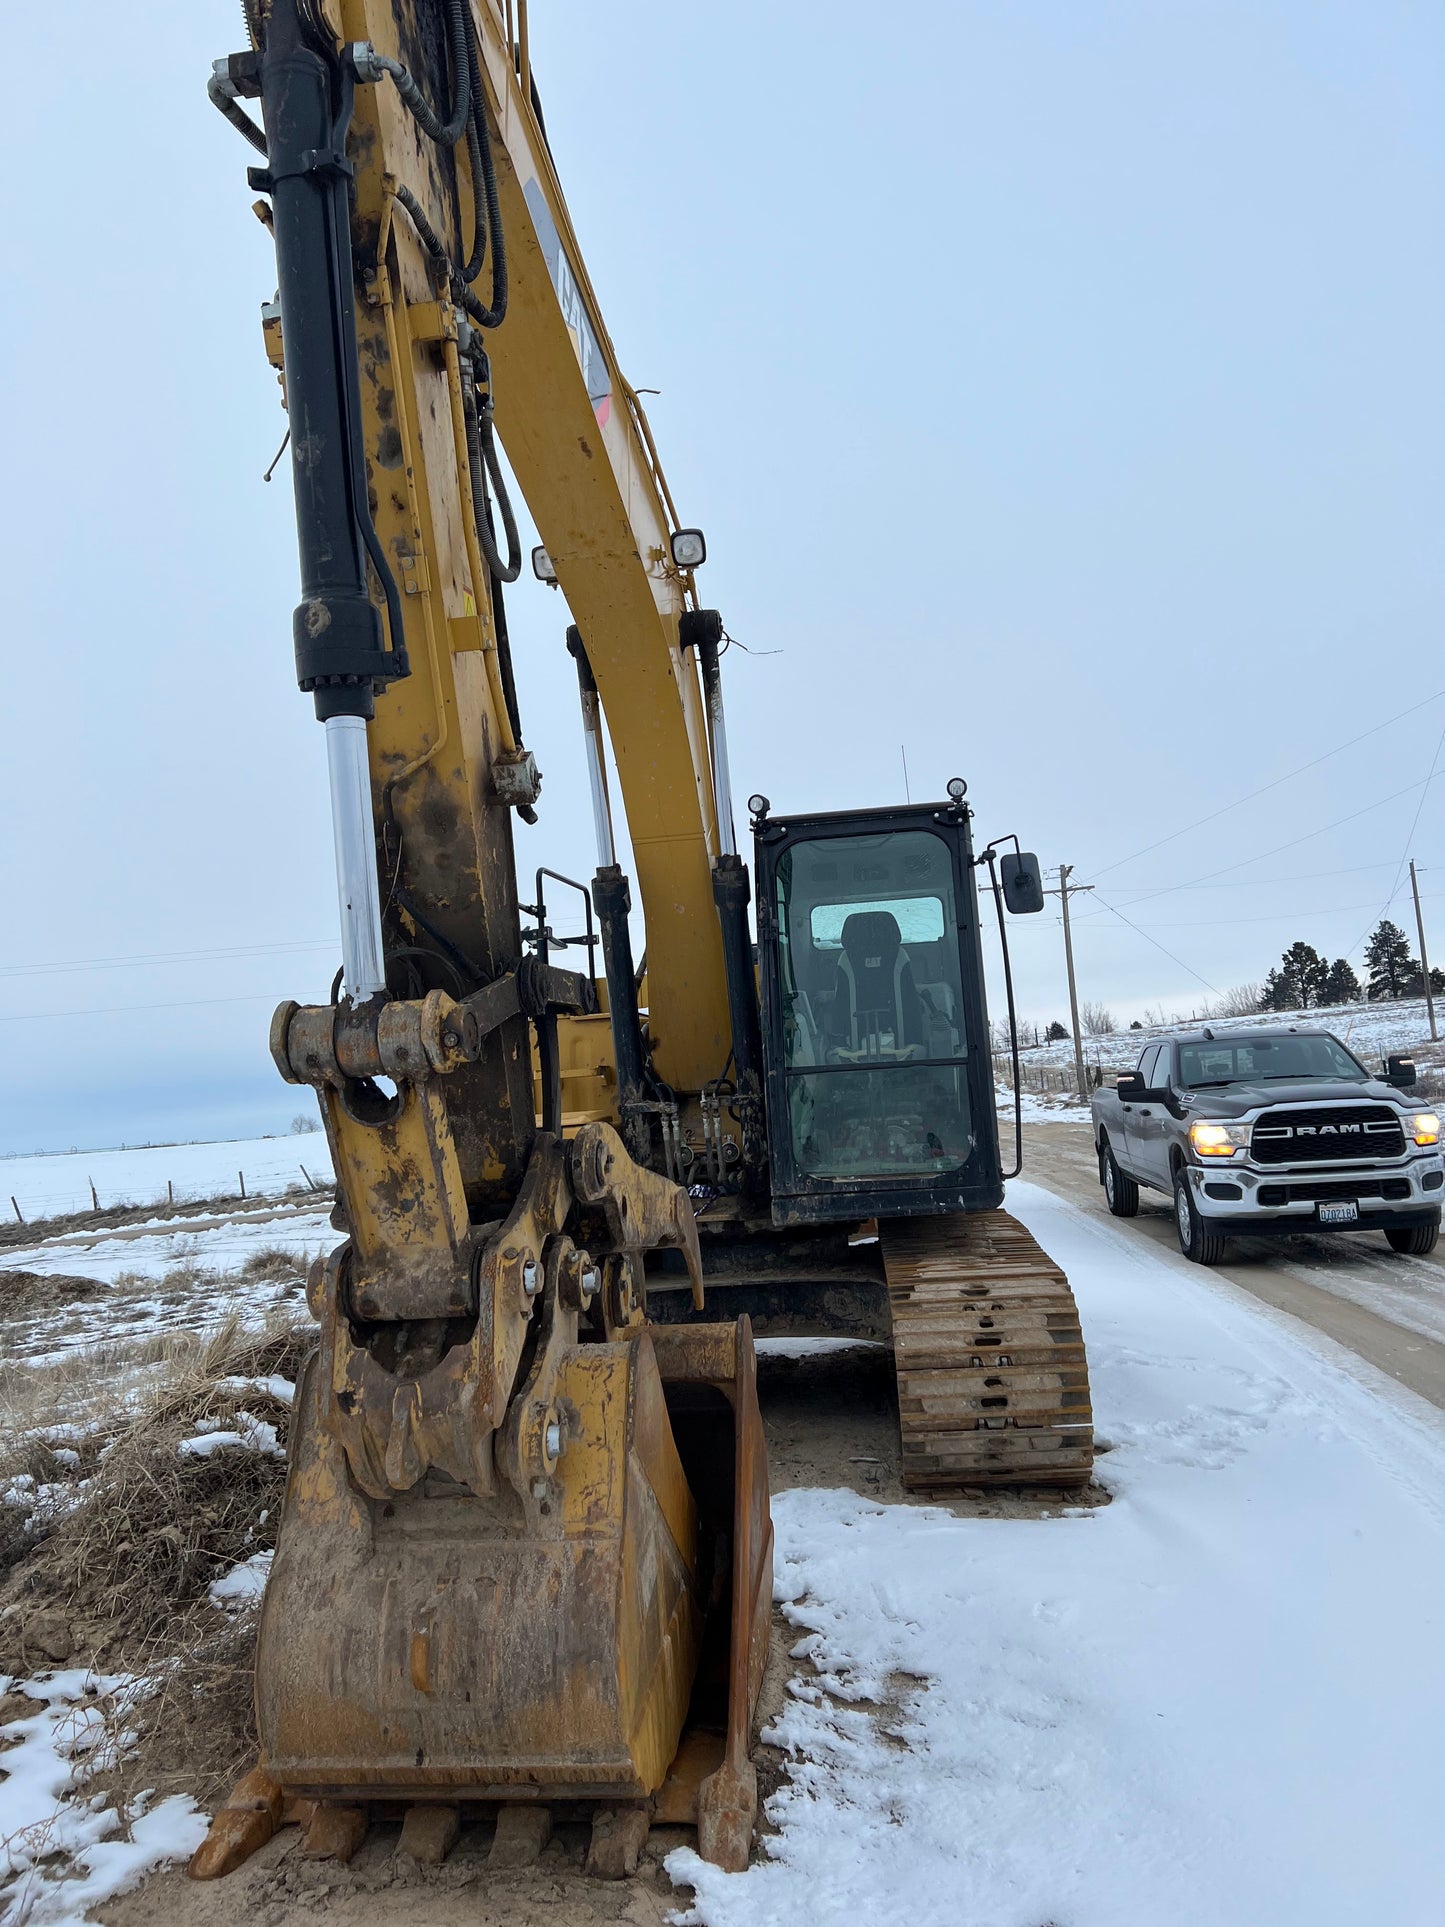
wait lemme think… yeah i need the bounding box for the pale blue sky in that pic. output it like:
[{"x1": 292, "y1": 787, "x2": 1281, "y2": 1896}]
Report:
[{"x1": 2, "y1": 0, "x2": 1442, "y2": 1153}]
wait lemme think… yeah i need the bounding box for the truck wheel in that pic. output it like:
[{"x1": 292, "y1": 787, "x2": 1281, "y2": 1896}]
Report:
[
  {"x1": 1101, "y1": 1140, "x2": 1139, "y2": 1218},
  {"x1": 1385, "y1": 1222, "x2": 1440, "y2": 1257},
  {"x1": 1173, "y1": 1168, "x2": 1226, "y2": 1265}
]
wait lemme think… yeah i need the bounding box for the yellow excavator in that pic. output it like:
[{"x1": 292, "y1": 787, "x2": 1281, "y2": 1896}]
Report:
[{"x1": 192, "y1": 0, "x2": 1092, "y2": 1882}]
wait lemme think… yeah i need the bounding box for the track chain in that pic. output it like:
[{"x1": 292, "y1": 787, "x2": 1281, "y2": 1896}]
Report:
[{"x1": 880, "y1": 1209, "x2": 1093, "y2": 1491}]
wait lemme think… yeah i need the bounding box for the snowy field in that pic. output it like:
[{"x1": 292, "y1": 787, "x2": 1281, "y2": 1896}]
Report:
[
  {"x1": 0, "y1": 1205, "x2": 332, "y2": 1367},
  {"x1": 1017, "y1": 994, "x2": 1440, "y2": 1080},
  {"x1": 0, "y1": 1134, "x2": 334, "y2": 1224},
  {"x1": 674, "y1": 1180, "x2": 1445, "y2": 1927}
]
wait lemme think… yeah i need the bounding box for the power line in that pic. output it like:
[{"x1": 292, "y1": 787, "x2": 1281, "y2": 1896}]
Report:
[
  {"x1": 0, "y1": 993, "x2": 282, "y2": 1026},
  {"x1": 1087, "y1": 686, "x2": 1445, "y2": 882},
  {"x1": 1342, "y1": 714, "x2": 1445, "y2": 965},
  {"x1": 1091, "y1": 894, "x2": 1220, "y2": 994},
  {"x1": 1072, "y1": 890, "x2": 1445, "y2": 932},
  {"x1": 1098, "y1": 860, "x2": 1417, "y2": 899},
  {"x1": 0, "y1": 939, "x2": 336, "y2": 982},
  {"x1": 1083, "y1": 768, "x2": 1445, "y2": 915}
]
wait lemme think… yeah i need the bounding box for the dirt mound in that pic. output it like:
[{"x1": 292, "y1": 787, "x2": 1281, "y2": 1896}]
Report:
[{"x1": 0, "y1": 1269, "x2": 106, "y2": 1314}]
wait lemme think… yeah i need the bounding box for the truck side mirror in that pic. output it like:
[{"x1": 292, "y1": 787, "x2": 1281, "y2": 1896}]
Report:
[
  {"x1": 1115, "y1": 1071, "x2": 1145, "y2": 1100},
  {"x1": 1384, "y1": 1054, "x2": 1417, "y2": 1089},
  {"x1": 1000, "y1": 851, "x2": 1044, "y2": 914}
]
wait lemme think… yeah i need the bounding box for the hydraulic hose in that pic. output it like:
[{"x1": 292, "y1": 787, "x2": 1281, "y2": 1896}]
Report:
[
  {"x1": 350, "y1": 0, "x2": 470, "y2": 148},
  {"x1": 459, "y1": 364, "x2": 521, "y2": 583}
]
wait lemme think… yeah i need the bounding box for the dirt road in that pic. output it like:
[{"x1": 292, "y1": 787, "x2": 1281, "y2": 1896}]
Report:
[{"x1": 1022, "y1": 1119, "x2": 1445, "y2": 1410}]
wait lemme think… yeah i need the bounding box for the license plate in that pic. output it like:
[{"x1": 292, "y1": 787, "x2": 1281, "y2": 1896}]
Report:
[{"x1": 1317, "y1": 1201, "x2": 1359, "y2": 1226}]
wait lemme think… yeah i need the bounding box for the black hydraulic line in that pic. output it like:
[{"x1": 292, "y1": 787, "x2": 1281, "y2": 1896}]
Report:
[
  {"x1": 592, "y1": 867, "x2": 648, "y2": 1108},
  {"x1": 483, "y1": 531, "x2": 524, "y2": 749},
  {"x1": 458, "y1": 24, "x2": 507, "y2": 320},
  {"x1": 459, "y1": 356, "x2": 521, "y2": 582},
  {"x1": 390, "y1": 884, "x2": 488, "y2": 991},
  {"x1": 364, "y1": 0, "x2": 470, "y2": 147},
  {"x1": 208, "y1": 67, "x2": 268, "y2": 154},
  {"x1": 984, "y1": 849, "x2": 1025, "y2": 1181}
]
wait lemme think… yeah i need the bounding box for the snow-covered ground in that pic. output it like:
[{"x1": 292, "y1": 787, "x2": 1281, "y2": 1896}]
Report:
[
  {"x1": 672, "y1": 1178, "x2": 1445, "y2": 1927},
  {"x1": 0, "y1": 1134, "x2": 333, "y2": 1224},
  {"x1": 0, "y1": 1207, "x2": 332, "y2": 1366},
  {"x1": 0, "y1": 1669, "x2": 206, "y2": 1927}
]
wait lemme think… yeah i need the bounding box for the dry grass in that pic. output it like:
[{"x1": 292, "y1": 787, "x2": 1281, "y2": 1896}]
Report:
[{"x1": 0, "y1": 1313, "x2": 316, "y2": 1815}]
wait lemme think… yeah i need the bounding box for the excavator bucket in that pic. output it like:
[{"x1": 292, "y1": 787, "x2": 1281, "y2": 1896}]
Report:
[{"x1": 191, "y1": 1313, "x2": 771, "y2": 1878}]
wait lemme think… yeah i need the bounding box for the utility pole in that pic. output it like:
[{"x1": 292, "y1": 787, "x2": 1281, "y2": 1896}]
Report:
[
  {"x1": 1044, "y1": 865, "x2": 1095, "y2": 1100},
  {"x1": 1410, "y1": 858, "x2": 1438, "y2": 1042}
]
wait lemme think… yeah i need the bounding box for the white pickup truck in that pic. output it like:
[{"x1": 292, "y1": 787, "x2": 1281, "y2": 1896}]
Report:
[{"x1": 1090, "y1": 1026, "x2": 1442, "y2": 1264}]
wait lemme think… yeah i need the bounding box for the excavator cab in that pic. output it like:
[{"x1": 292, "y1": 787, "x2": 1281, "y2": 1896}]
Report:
[{"x1": 751, "y1": 793, "x2": 1024, "y2": 1228}]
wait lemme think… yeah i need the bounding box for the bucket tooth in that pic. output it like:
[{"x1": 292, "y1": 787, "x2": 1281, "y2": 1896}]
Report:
[
  {"x1": 188, "y1": 1767, "x2": 284, "y2": 1880},
  {"x1": 302, "y1": 1804, "x2": 367, "y2": 1863},
  {"x1": 487, "y1": 1803, "x2": 552, "y2": 1869},
  {"x1": 696, "y1": 1758, "x2": 757, "y2": 1873},
  {"x1": 397, "y1": 1804, "x2": 460, "y2": 1865},
  {"x1": 585, "y1": 1805, "x2": 650, "y2": 1879}
]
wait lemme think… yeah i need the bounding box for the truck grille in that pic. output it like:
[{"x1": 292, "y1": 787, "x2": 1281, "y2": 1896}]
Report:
[
  {"x1": 1255, "y1": 1178, "x2": 1411, "y2": 1205},
  {"x1": 1250, "y1": 1105, "x2": 1404, "y2": 1165}
]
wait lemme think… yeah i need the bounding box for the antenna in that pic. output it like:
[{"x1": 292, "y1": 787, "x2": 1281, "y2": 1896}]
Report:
[{"x1": 901, "y1": 744, "x2": 910, "y2": 803}]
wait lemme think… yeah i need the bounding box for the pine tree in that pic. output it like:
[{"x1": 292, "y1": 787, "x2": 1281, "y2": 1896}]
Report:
[
  {"x1": 1401, "y1": 961, "x2": 1445, "y2": 998},
  {"x1": 1320, "y1": 957, "x2": 1362, "y2": 1006},
  {"x1": 1045, "y1": 1020, "x2": 1068, "y2": 1042},
  {"x1": 1259, "y1": 969, "x2": 1287, "y2": 1012},
  {"x1": 1262, "y1": 943, "x2": 1328, "y2": 1011},
  {"x1": 1364, "y1": 920, "x2": 1415, "y2": 1001}
]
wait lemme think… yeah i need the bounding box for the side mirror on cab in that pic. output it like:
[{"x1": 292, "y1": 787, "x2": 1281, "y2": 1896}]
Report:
[
  {"x1": 1000, "y1": 851, "x2": 1045, "y2": 914},
  {"x1": 1115, "y1": 1071, "x2": 1146, "y2": 1100},
  {"x1": 1384, "y1": 1054, "x2": 1417, "y2": 1089}
]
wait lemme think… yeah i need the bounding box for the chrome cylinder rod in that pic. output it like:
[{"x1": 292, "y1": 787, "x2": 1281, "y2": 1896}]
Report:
[
  {"x1": 324, "y1": 715, "x2": 387, "y2": 1000},
  {"x1": 706, "y1": 675, "x2": 737, "y2": 859},
  {"x1": 581, "y1": 685, "x2": 617, "y2": 869}
]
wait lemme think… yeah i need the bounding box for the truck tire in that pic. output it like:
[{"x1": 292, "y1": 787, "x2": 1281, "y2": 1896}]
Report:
[
  {"x1": 1385, "y1": 1221, "x2": 1440, "y2": 1257},
  {"x1": 1173, "y1": 1167, "x2": 1226, "y2": 1266},
  {"x1": 1101, "y1": 1139, "x2": 1139, "y2": 1218}
]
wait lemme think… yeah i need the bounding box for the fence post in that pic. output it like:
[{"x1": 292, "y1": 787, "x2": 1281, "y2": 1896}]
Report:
[
  {"x1": 10, "y1": 1197, "x2": 22, "y2": 1225},
  {"x1": 89, "y1": 1178, "x2": 99, "y2": 1212},
  {"x1": 167, "y1": 1180, "x2": 174, "y2": 1207},
  {"x1": 238, "y1": 1171, "x2": 247, "y2": 1200}
]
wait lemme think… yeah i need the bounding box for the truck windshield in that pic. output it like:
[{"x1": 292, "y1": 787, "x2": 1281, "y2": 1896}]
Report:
[{"x1": 1178, "y1": 1035, "x2": 1367, "y2": 1087}]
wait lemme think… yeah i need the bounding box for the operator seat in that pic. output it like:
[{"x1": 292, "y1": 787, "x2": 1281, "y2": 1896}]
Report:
[{"x1": 825, "y1": 910, "x2": 926, "y2": 1057}]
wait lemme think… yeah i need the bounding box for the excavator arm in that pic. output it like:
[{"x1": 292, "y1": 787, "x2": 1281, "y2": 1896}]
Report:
[{"x1": 191, "y1": 0, "x2": 770, "y2": 1880}]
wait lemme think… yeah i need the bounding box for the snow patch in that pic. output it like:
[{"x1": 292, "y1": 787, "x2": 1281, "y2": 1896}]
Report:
[
  {"x1": 208, "y1": 1550, "x2": 273, "y2": 1612},
  {"x1": 177, "y1": 1412, "x2": 282, "y2": 1461},
  {"x1": 0, "y1": 1669, "x2": 205, "y2": 1925}
]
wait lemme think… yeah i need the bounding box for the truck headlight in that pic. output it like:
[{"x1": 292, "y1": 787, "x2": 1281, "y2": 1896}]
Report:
[
  {"x1": 1188, "y1": 1120, "x2": 1251, "y2": 1158},
  {"x1": 1404, "y1": 1110, "x2": 1441, "y2": 1147}
]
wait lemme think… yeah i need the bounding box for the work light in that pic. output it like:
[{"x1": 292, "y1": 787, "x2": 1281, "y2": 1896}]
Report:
[{"x1": 670, "y1": 528, "x2": 707, "y2": 569}]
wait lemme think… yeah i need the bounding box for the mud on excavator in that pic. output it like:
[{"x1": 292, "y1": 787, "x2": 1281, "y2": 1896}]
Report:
[{"x1": 192, "y1": 0, "x2": 1093, "y2": 1882}]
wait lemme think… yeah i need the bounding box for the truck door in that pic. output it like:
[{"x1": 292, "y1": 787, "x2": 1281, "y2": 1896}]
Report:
[
  {"x1": 1117, "y1": 1045, "x2": 1158, "y2": 1177},
  {"x1": 1132, "y1": 1043, "x2": 1176, "y2": 1187}
]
